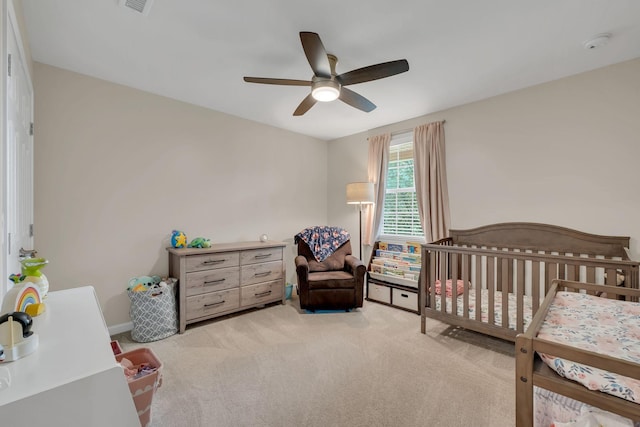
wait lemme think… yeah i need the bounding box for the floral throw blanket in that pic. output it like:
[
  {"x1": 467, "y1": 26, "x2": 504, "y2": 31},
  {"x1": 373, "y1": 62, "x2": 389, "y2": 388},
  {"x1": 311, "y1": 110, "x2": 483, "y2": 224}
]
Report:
[{"x1": 295, "y1": 226, "x2": 351, "y2": 262}]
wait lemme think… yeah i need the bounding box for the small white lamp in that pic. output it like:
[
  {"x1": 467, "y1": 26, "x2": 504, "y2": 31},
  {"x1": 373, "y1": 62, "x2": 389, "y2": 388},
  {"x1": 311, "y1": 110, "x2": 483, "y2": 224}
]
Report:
[{"x1": 346, "y1": 182, "x2": 375, "y2": 259}]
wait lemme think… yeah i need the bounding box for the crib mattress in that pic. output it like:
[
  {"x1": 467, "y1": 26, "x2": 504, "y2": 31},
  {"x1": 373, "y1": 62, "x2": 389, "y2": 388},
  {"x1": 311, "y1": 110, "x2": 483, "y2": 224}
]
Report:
[
  {"x1": 432, "y1": 288, "x2": 537, "y2": 331},
  {"x1": 538, "y1": 291, "x2": 640, "y2": 403}
]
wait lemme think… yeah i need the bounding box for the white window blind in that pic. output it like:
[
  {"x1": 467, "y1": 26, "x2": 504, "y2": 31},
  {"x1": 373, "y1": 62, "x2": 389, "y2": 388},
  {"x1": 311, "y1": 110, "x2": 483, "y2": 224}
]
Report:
[{"x1": 382, "y1": 133, "x2": 423, "y2": 238}]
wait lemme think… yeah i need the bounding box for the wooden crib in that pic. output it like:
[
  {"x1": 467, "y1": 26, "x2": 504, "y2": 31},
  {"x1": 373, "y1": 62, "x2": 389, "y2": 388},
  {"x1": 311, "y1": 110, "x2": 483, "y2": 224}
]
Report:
[
  {"x1": 419, "y1": 222, "x2": 639, "y2": 341},
  {"x1": 515, "y1": 279, "x2": 640, "y2": 426}
]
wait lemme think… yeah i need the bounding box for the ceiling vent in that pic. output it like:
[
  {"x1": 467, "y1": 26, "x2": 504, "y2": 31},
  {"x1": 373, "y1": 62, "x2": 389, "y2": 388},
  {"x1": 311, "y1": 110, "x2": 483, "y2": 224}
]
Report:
[{"x1": 120, "y1": 0, "x2": 154, "y2": 15}]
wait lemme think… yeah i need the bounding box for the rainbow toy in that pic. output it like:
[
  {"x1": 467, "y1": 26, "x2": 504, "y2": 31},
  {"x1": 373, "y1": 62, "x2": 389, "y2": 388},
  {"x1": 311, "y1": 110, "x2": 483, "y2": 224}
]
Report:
[{"x1": 0, "y1": 284, "x2": 45, "y2": 317}]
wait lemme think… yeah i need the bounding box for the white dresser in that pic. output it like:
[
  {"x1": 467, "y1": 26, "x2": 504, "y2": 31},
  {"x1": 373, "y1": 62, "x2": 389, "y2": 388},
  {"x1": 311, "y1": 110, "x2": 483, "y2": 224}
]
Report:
[
  {"x1": 168, "y1": 241, "x2": 286, "y2": 333},
  {"x1": 0, "y1": 286, "x2": 139, "y2": 426}
]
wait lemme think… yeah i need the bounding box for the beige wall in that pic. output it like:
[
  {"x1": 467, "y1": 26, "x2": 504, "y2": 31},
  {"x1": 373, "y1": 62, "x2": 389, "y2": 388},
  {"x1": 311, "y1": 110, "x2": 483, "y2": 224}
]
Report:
[
  {"x1": 328, "y1": 58, "x2": 640, "y2": 263},
  {"x1": 25, "y1": 52, "x2": 640, "y2": 328},
  {"x1": 33, "y1": 63, "x2": 327, "y2": 327}
]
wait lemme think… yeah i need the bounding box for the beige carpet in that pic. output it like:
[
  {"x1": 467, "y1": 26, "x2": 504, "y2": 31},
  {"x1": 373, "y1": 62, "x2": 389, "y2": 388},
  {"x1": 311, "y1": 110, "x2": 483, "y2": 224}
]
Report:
[{"x1": 114, "y1": 294, "x2": 516, "y2": 427}]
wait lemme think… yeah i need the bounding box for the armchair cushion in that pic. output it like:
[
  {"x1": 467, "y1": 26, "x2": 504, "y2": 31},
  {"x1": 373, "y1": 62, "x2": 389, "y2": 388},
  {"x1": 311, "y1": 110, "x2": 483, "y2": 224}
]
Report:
[
  {"x1": 307, "y1": 271, "x2": 355, "y2": 289},
  {"x1": 297, "y1": 239, "x2": 352, "y2": 272}
]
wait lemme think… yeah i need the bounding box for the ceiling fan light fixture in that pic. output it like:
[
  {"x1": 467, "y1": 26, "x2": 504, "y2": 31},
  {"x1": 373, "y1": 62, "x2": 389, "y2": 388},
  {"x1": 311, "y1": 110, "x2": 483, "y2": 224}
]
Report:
[{"x1": 312, "y1": 80, "x2": 340, "y2": 102}]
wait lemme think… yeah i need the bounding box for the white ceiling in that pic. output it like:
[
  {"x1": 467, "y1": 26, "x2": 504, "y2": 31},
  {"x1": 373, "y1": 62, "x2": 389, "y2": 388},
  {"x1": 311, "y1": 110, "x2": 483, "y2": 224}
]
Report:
[{"x1": 21, "y1": 0, "x2": 640, "y2": 141}]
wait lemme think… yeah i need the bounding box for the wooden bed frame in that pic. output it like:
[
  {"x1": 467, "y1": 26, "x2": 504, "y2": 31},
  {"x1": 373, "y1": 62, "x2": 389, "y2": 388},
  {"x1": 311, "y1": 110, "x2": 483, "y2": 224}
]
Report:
[
  {"x1": 419, "y1": 222, "x2": 639, "y2": 341},
  {"x1": 515, "y1": 279, "x2": 640, "y2": 426}
]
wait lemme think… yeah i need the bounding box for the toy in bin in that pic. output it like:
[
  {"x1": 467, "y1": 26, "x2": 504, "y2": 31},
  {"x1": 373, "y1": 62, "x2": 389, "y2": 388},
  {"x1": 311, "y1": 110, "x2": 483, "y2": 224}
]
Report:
[
  {"x1": 127, "y1": 276, "x2": 177, "y2": 293},
  {"x1": 127, "y1": 275, "x2": 162, "y2": 292},
  {"x1": 117, "y1": 348, "x2": 163, "y2": 427}
]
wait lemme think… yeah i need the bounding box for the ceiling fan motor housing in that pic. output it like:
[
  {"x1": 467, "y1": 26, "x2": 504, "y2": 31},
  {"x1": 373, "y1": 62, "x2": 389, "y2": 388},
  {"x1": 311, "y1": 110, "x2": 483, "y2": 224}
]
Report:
[{"x1": 311, "y1": 77, "x2": 341, "y2": 102}]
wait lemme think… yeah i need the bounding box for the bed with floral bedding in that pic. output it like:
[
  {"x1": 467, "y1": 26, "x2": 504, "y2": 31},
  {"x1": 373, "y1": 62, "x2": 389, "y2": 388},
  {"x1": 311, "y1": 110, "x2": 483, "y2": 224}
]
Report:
[{"x1": 515, "y1": 280, "x2": 640, "y2": 427}]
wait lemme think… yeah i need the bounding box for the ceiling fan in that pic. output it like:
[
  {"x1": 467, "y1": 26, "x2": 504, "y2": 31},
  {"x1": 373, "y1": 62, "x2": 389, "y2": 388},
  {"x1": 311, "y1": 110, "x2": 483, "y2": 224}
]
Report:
[{"x1": 243, "y1": 32, "x2": 409, "y2": 116}]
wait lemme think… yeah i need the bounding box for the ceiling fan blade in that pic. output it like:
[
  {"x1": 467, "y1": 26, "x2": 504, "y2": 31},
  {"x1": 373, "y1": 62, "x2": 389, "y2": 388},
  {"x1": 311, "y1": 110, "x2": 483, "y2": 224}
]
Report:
[
  {"x1": 293, "y1": 94, "x2": 317, "y2": 116},
  {"x1": 243, "y1": 77, "x2": 311, "y2": 86},
  {"x1": 300, "y1": 32, "x2": 331, "y2": 78},
  {"x1": 339, "y1": 87, "x2": 376, "y2": 113},
  {"x1": 337, "y1": 59, "x2": 409, "y2": 86}
]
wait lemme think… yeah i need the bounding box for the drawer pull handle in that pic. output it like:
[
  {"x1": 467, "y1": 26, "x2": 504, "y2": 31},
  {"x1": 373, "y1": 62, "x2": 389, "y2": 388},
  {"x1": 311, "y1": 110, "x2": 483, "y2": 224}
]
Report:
[
  {"x1": 254, "y1": 271, "x2": 271, "y2": 277},
  {"x1": 204, "y1": 300, "x2": 225, "y2": 308},
  {"x1": 400, "y1": 293, "x2": 409, "y2": 298},
  {"x1": 254, "y1": 254, "x2": 272, "y2": 259},
  {"x1": 255, "y1": 290, "x2": 272, "y2": 297},
  {"x1": 204, "y1": 278, "x2": 226, "y2": 285},
  {"x1": 203, "y1": 259, "x2": 225, "y2": 265}
]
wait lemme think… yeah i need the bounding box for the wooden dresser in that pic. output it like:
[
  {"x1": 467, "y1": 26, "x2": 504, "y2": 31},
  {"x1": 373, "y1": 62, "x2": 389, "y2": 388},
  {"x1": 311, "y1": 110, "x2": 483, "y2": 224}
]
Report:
[{"x1": 167, "y1": 241, "x2": 286, "y2": 333}]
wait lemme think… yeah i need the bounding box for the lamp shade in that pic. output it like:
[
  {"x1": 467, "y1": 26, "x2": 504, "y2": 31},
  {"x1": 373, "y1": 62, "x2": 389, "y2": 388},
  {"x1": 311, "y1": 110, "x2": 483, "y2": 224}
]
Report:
[{"x1": 346, "y1": 182, "x2": 374, "y2": 205}]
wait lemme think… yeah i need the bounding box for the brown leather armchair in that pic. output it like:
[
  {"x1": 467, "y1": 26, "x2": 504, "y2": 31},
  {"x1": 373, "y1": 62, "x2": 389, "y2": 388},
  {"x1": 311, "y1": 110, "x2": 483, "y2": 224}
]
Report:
[{"x1": 295, "y1": 238, "x2": 366, "y2": 311}]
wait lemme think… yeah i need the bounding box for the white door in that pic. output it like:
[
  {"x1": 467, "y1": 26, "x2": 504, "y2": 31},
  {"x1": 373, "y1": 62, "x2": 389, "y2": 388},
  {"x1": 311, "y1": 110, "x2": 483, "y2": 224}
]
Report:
[{"x1": 3, "y1": 4, "x2": 34, "y2": 295}]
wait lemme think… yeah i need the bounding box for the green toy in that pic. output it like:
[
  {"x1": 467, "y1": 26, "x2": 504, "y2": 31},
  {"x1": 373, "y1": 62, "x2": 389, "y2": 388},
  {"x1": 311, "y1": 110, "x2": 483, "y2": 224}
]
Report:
[{"x1": 187, "y1": 237, "x2": 211, "y2": 248}]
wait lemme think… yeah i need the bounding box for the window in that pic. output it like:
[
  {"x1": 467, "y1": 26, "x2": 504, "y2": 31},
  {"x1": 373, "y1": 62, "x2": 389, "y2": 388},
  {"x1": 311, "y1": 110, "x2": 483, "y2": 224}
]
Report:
[{"x1": 382, "y1": 132, "x2": 423, "y2": 239}]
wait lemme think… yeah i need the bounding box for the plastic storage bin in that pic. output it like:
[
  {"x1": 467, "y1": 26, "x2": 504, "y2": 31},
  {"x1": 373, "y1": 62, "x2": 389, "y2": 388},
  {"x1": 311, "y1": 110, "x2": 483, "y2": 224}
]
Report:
[{"x1": 116, "y1": 347, "x2": 163, "y2": 427}]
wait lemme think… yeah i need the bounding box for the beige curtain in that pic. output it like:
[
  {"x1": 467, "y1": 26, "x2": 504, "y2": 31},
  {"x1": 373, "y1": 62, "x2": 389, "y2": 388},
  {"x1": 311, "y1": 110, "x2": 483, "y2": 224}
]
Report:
[
  {"x1": 413, "y1": 121, "x2": 450, "y2": 242},
  {"x1": 363, "y1": 133, "x2": 390, "y2": 246}
]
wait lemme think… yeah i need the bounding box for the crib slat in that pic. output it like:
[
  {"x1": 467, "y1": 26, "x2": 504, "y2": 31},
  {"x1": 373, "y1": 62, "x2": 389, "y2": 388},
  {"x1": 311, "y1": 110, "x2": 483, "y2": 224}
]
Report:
[
  {"x1": 501, "y1": 257, "x2": 509, "y2": 328},
  {"x1": 496, "y1": 254, "x2": 502, "y2": 293},
  {"x1": 508, "y1": 255, "x2": 514, "y2": 293},
  {"x1": 586, "y1": 264, "x2": 596, "y2": 285},
  {"x1": 566, "y1": 264, "x2": 578, "y2": 282},
  {"x1": 517, "y1": 259, "x2": 524, "y2": 332},
  {"x1": 487, "y1": 256, "x2": 495, "y2": 325},
  {"x1": 440, "y1": 249, "x2": 447, "y2": 313},
  {"x1": 429, "y1": 250, "x2": 437, "y2": 309},
  {"x1": 558, "y1": 259, "x2": 566, "y2": 281},
  {"x1": 532, "y1": 260, "x2": 540, "y2": 314},
  {"x1": 476, "y1": 255, "x2": 483, "y2": 322},
  {"x1": 605, "y1": 268, "x2": 617, "y2": 299},
  {"x1": 451, "y1": 253, "x2": 459, "y2": 316},
  {"x1": 546, "y1": 262, "x2": 557, "y2": 293},
  {"x1": 462, "y1": 254, "x2": 470, "y2": 319}
]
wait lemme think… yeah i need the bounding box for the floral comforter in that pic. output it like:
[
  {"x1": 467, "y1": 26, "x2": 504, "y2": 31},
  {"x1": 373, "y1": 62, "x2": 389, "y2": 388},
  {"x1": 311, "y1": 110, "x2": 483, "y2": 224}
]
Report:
[
  {"x1": 538, "y1": 291, "x2": 640, "y2": 403},
  {"x1": 294, "y1": 226, "x2": 350, "y2": 262}
]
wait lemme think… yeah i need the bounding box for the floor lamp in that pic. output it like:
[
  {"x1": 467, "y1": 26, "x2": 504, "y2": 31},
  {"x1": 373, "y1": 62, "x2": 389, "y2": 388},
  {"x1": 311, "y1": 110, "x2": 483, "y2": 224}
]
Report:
[{"x1": 346, "y1": 182, "x2": 375, "y2": 260}]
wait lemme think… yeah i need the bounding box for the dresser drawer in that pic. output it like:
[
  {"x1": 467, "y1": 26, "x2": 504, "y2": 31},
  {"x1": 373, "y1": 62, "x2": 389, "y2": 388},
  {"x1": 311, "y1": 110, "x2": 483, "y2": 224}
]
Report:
[
  {"x1": 392, "y1": 288, "x2": 418, "y2": 311},
  {"x1": 241, "y1": 280, "x2": 283, "y2": 307},
  {"x1": 241, "y1": 260, "x2": 283, "y2": 285},
  {"x1": 240, "y1": 247, "x2": 283, "y2": 265},
  {"x1": 186, "y1": 288, "x2": 240, "y2": 320},
  {"x1": 185, "y1": 266, "x2": 239, "y2": 296},
  {"x1": 368, "y1": 282, "x2": 391, "y2": 304},
  {"x1": 186, "y1": 252, "x2": 239, "y2": 272}
]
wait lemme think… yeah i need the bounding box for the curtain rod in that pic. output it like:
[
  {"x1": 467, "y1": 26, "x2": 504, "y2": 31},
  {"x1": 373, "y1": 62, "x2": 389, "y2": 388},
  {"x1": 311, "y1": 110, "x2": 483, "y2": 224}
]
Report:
[
  {"x1": 392, "y1": 120, "x2": 446, "y2": 136},
  {"x1": 367, "y1": 120, "x2": 446, "y2": 140}
]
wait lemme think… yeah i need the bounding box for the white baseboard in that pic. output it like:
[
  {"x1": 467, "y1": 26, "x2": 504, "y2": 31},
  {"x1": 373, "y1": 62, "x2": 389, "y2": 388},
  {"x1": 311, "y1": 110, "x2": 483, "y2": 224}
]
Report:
[{"x1": 108, "y1": 321, "x2": 133, "y2": 337}]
